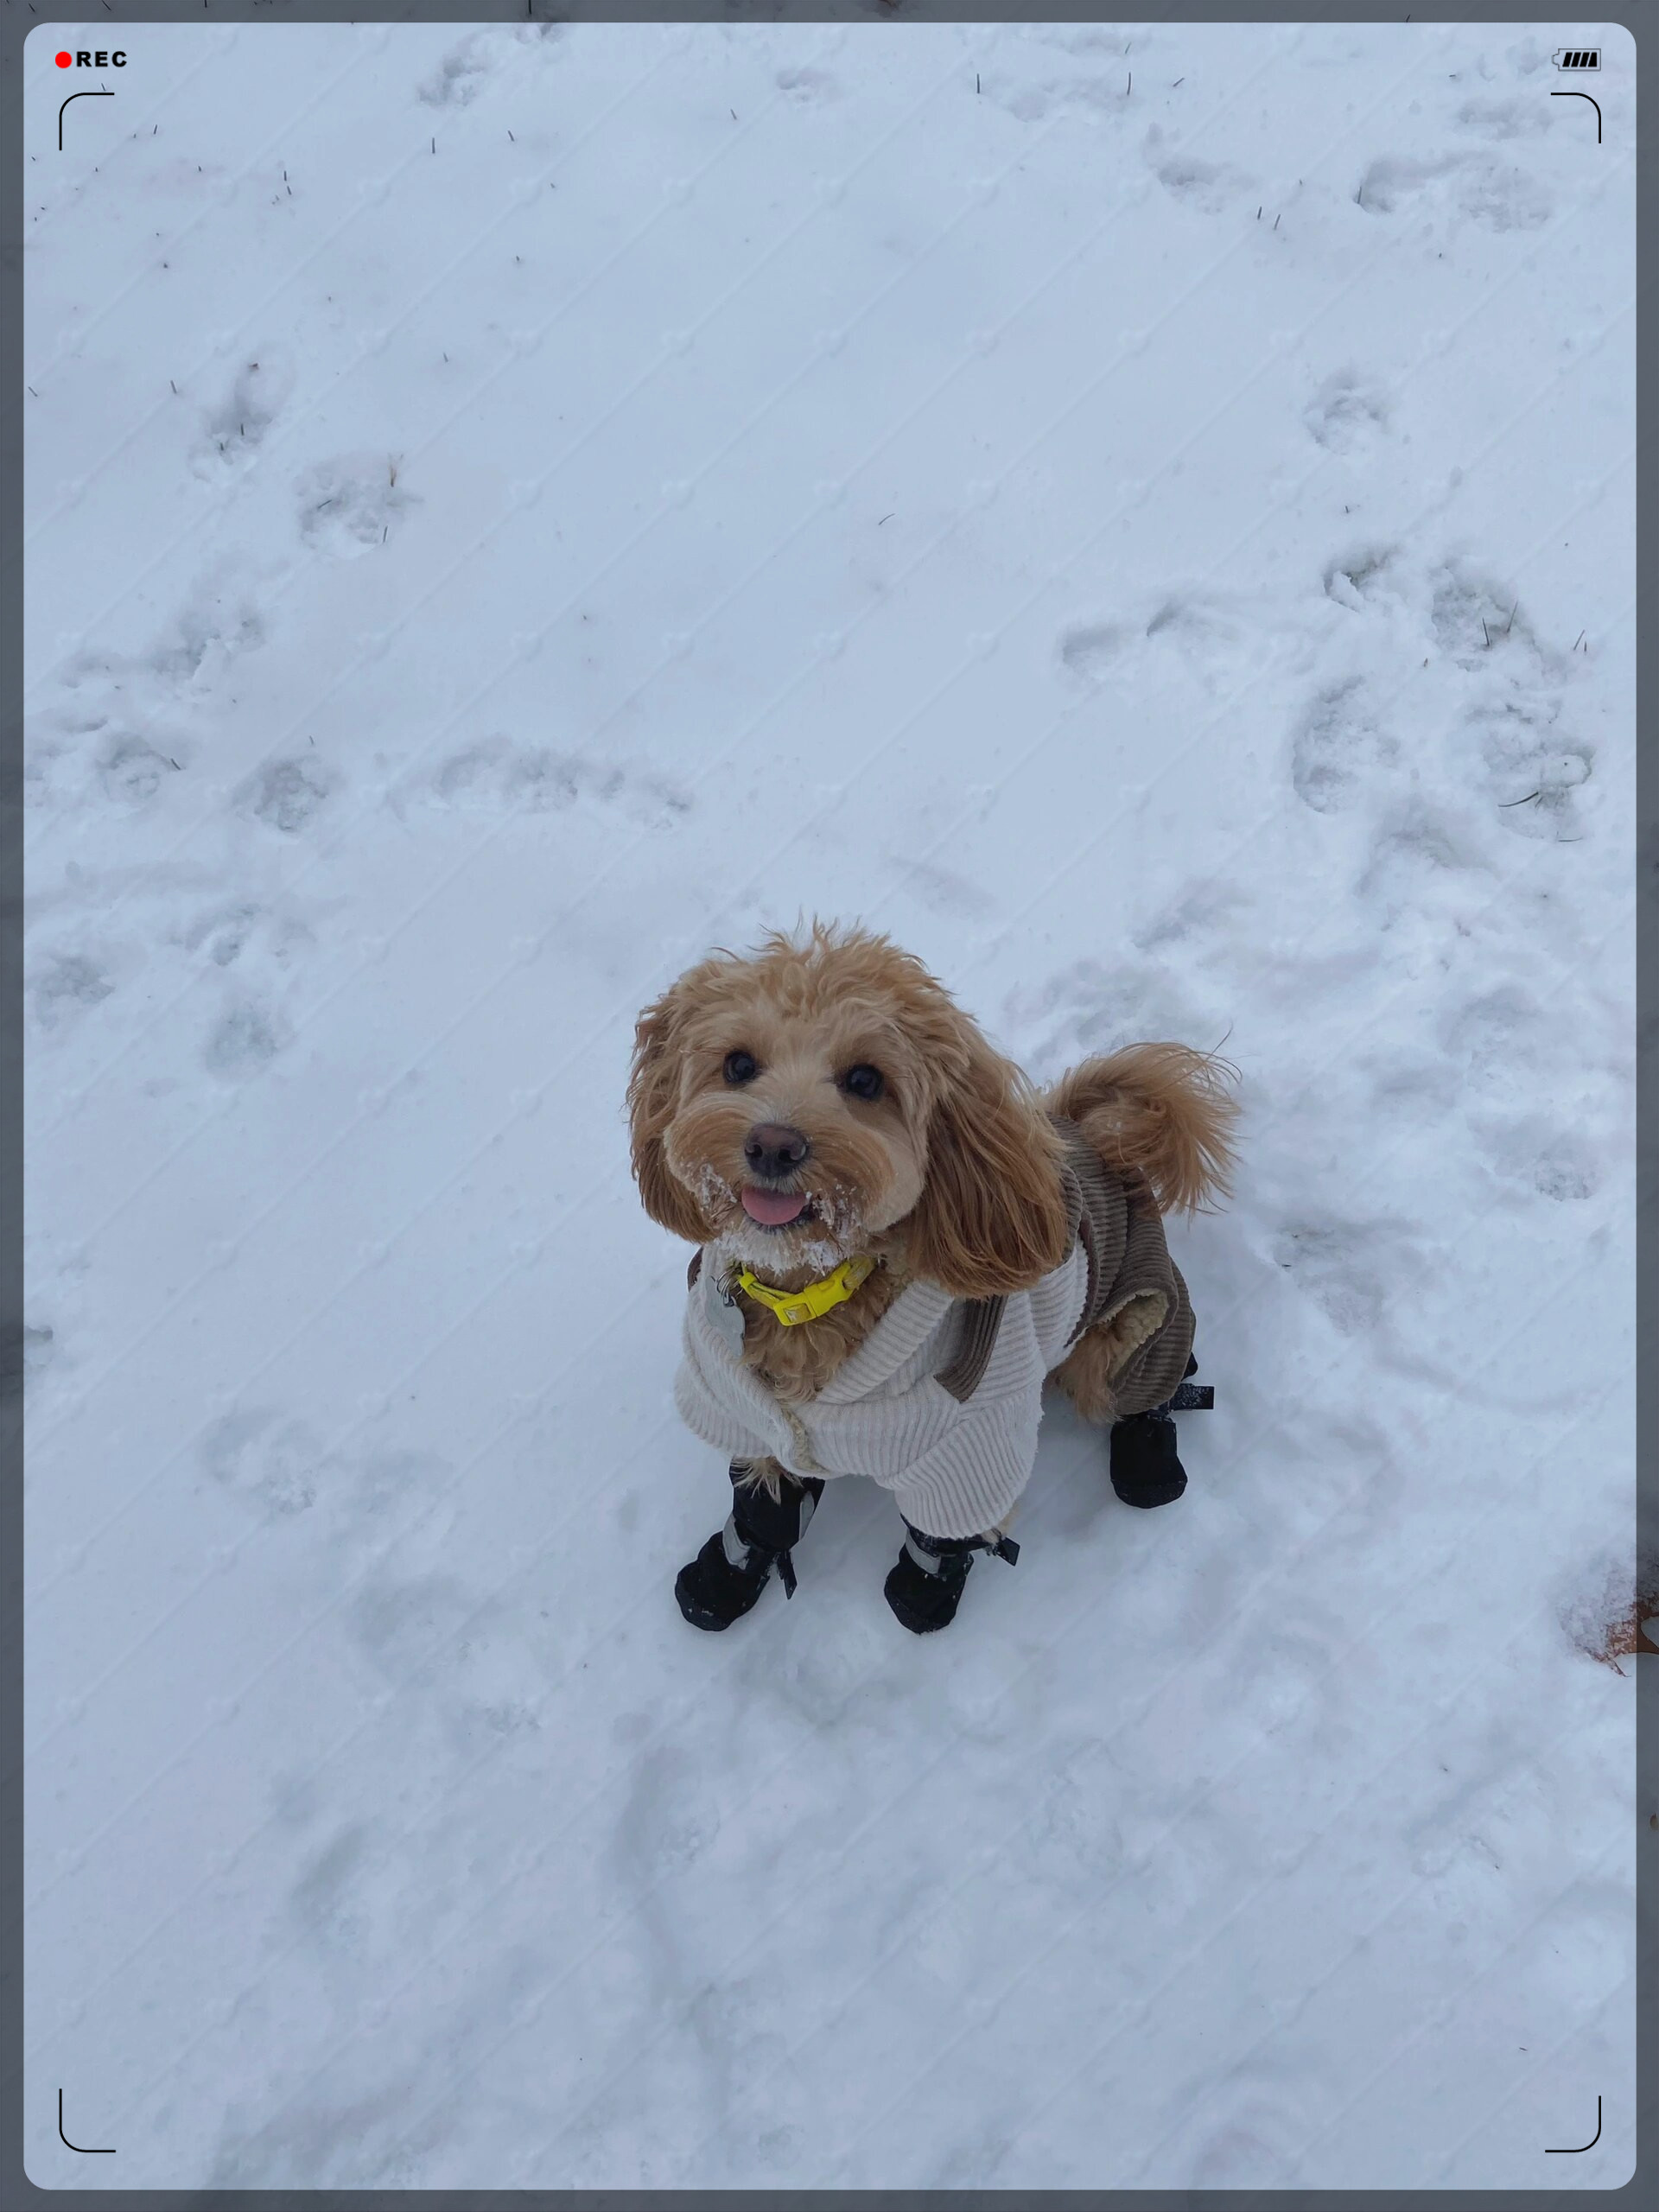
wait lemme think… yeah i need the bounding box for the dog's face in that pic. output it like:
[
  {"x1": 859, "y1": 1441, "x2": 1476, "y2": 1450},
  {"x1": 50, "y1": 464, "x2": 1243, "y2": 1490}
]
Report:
[
  {"x1": 652, "y1": 975, "x2": 933, "y2": 1274},
  {"x1": 627, "y1": 925, "x2": 1071, "y2": 1296}
]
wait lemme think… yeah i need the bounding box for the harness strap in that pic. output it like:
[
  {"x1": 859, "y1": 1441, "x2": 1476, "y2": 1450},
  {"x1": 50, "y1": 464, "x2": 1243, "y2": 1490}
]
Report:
[
  {"x1": 721, "y1": 1476, "x2": 821, "y2": 1599},
  {"x1": 903, "y1": 1526, "x2": 1020, "y2": 1573},
  {"x1": 934, "y1": 1294, "x2": 1007, "y2": 1402}
]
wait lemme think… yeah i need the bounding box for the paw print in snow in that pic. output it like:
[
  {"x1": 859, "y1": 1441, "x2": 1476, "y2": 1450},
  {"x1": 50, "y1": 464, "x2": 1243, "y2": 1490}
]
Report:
[
  {"x1": 1455, "y1": 95, "x2": 1548, "y2": 141},
  {"x1": 204, "y1": 1000, "x2": 287, "y2": 1076},
  {"x1": 151, "y1": 588, "x2": 267, "y2": 686},
  {"x1": 1141, "y1": 125, "x2": 1253, "y2": 213},
  {"x1": 1356, "y1": 151, "x2": 1549, "y2": 232},
  {"x1": 1471, "y1": 702, "x2": 1592, "y2": 841},
  {"x1": 1291, "y1": 679, "x2": 1397, "y2": 813},
  {"x1": 1322, "y1": 545, "x2": 1400, "y2": 612},
  {"x1": 1428, "y1": 565, "x2": 1529, "y2": 667},
  {"x1": 237, "y1": 753, "x2": 340, "y2": 835},
  {"x1": 31, "y1": 950, "x2": 116, "y2": 1033},
  {"x1": 423, "y1": 737, "x2": 690, "y2": 826},
  {"x1": 1304, "y1": 370, "x2": 1391, "y2": 454},
  {"x1": 202, "y1": 1408, "x2": 322, "y2": 1518},
  {"x1": 99, "y1": 735, "x2": 183, "y2": 804},
  {"x1": 195, "y1": 352, "x2": 295, "y2": 475},
  {"x1": 1058, "y1": 622, "x2": 1132, "y2": 681},
  {"x1": 418, "y1": 35, "x2": 494, "y2": 107},
  {"x1": 296, "y1": 454, "x2": 418, "y2": 559},
  {"x1": 775, "y1": 67, "x2": 840, "y2": 102}
]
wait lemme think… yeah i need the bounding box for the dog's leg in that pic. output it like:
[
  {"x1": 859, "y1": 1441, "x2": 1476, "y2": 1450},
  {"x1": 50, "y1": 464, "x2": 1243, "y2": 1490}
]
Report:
[
  {"x1": 675, "y1": 1459, "x2": 825, "y2": 1630},
  {"x1": 883, "y1": 1516, "x2": 1020, "y2": 1635},
  {"x1": 1109, "y1": 1352, "x2": 1201, "y2": 1508},
  {"x1": 1050, "y1": 1327, "x2": 1122, "y2": 1425},
  {"x1": 730, "y1": 1452, "x2": 787, "y2": 1505}
]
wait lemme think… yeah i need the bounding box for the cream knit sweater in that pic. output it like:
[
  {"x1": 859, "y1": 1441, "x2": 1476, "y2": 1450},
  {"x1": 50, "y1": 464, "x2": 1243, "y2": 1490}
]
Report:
[{"x1": 674, "y1": 1243, "x2": 1090, "y2": 1541}]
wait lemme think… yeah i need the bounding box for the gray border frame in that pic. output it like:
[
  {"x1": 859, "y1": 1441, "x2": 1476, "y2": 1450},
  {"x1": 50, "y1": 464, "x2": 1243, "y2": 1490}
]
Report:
[{"x1": 9, "y1": 4, "x2": 1647, "y2": 2204}]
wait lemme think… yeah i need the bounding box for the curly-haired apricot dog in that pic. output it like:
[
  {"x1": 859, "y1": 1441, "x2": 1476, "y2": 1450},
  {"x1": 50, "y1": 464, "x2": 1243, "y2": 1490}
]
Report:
[{"x1": 627, "y1": 922, "x2": 1240, "y2": 1633}]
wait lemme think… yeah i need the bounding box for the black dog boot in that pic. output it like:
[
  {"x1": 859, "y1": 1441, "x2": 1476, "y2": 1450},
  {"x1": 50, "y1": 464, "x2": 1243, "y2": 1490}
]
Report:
[
  {"x1": 1110, "y1": 1344, "x2": 1211, "y2": 1503},
  {"x1": 884, "y1": 1520, "x2": 1020, "y2": 1635},
  {"x1": 675, "y1": 1462, "x2": 824, "y2": 1630},
  {"x1": 1109, "y1": 1405, "x2": 1187, "y2": 1508},
  {"x1": 1110, "y1": 1354, "x2": 1209, "y2": 1509}
]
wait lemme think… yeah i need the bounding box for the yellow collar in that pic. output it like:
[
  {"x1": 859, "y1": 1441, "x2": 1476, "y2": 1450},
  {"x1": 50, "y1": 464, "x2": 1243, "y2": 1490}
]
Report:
[{"x1": 731, "y1": 1253, "x2": 876, "y2": 1326}]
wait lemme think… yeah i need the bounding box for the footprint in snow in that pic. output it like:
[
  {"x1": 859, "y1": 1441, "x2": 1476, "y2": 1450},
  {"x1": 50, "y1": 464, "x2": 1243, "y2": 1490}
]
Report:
[
  {"x1": 236, "y1": 753, "x2": 340, "y2": 836},
  {"x1": 296, "y1": 454, "x2": 417, "y2": 559},
  {"x1": 177, "y1": 899, "x2": 314, "y2": 971},
  {"x1": 1058, "y1": 621, "x2": 1132, "y2": 681},
  {"x1": 1290, "y1": 678, "x2": 1398, "y2": 814},
  {"x1": 887, "y1": 855, "x2": 985, "y2": 918},
  {"x1": 1303, "y1": 368, "x2": 1391, "y2": 454},
  {"x1": 1455, "y1": 155, "x2": 1553, "y2": 232},
  {"x1": 1468, "y1": 702, "x2": 1592, "y2": 842},
  {"x1": 1004, "y1": 957, "x2": 1200, "y2": 1087},
  {"x1": 30, "y1": 950, "x2": 116, "y2": 1033},
  {"x1": 99, "y1": 734, "x2": 185, "y2": 805},
  {"x1": 286, "y1": 1821, "x2": 377, "y2": 1960},
  {"x1": 1144, "y1": 593, "x2": 1258, "y2": 686},
  {"x1": 422, "y1": 737, "x2": 690, "y2": 827},
  {"x1": 29, "y1": 709, "x2": 191, "y2": 815},
  {"x1": 1269, "y1": 1214, "x2": 1464, "y2": 1390},
  {"x1": 986, "y1": 70, "x2": 1131, "y2": 124},
  {"x1": 1424, "y1": 560, "x2": 1592, "y2": 839},
  {"x1": 194, "y1": 351, "x2": 296, "y2": 477},
  {"x1": 1355, "y1": 150, "x2": 1549, "y2": 231},
  {"x1": 181, "y1": 902, "x2": 261, "y2": 969},
  {"x1": 1131, "y1": 876, "x2": 1249, "y2": 953},
  {"x1": 1271, "y1": 1217, "x2": 1404, "y2": 1339},
  {"x1": 1455, "y1": 94, "x2": 1548, "y2": 140},
  {"x1": 1355, "y1": 152, "x2": 1459, "y2": 213},
  {"x1": 775, "y1": 67, "x2": 839, "y2": 101},
  {"x1": 151, "y1": 594, "x2": 267, "y2": 687},
  {"x1": 1470, "y1": 1113, "x2": 1603, "y2": 1203},
  {"x1": 417, "y1": 35, "x2": 494, "y2": 107},
  {"x1": 419, "y1": 23, "x2": 562, "y2": 110},
  {"x1": 1145, "y1": 124, "x2": 1252, "y2": 213},
  {"x1": 1153, "y1": 149, "x2": 1243, "y2": 213},
  {"x1": 1429, "y1": 558, "x2": 1554, "y2": 671},
  {"x1": 202, "y1": 1408, "x2": 322, "y2": 1518},
  {"x1": 41, "y1": 570, "x2": 264, "y2": 820},
  {"x1": 1440, "y1": 983, "x2": 1548, "y2": 1089},
  {"x1": 203, "y1": 999, "x2": 286, "y2": 1076},
  {"x1": 1354, "y1": 798, "x2": 1483, "y2": 918},
  {"x1": 346, "y1": 1570, "x2": 472, "y2": 1693},
  {"x1": 1438, "y1": 988, "x2": 1613, "y2": 1200},
  {"x1": 1322, "y1": 544, "x2": 1400, "y2": 611}
]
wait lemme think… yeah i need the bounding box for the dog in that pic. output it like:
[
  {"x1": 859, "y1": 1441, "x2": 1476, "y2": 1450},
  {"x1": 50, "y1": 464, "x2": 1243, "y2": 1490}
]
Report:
[{"x1": 626, "y1": 920, "x2": 1240, "y2": 1633}]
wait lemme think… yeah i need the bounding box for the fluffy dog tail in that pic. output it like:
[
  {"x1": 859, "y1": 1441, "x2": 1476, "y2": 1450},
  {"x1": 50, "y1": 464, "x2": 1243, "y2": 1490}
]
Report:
[{"x1": 1046, "y1": 1043, "x2": 1242, "y2": 1219}]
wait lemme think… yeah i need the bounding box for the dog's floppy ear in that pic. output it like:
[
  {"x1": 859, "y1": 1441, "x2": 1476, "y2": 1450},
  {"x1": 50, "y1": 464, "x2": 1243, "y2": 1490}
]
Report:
[
  {"x1": 906, "y1": 1027, "x2": 1072, "y2": 1300},
  {"x1": 626, "y1": 972, "x2": 715, "y2": 1245}
]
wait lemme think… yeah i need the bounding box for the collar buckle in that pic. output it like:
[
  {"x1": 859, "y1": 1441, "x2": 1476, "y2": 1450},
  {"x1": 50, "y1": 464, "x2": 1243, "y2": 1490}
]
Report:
[{"x1": 734, "y1": 1252, "x2": 875, "y2": 1325}]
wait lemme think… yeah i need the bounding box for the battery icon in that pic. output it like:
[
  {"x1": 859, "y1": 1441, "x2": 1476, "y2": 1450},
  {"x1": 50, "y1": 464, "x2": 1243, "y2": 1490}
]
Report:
[{"x1": 1553, "y1": 48, "x2": 1600, "y2": 69}]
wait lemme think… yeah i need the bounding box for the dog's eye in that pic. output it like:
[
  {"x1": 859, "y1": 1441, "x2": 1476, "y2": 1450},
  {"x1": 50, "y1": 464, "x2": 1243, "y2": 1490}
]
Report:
[
  {"x1": 842, "y1": 1064, "x2": 885, "y2": 1103},
  {"x1": 722, "y1": 1049, "x2": 759, "y2": 1085}
]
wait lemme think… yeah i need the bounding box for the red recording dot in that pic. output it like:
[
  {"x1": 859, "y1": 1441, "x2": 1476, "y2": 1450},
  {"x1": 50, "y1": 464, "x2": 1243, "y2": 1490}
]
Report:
[{"x1": 55, "y1": 52, "x2": 73, "y2": 67}]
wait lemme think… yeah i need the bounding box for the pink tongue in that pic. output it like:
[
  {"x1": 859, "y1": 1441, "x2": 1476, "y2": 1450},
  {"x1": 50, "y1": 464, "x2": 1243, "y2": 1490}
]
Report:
[{"x1": 742, "y1": 1185, "x2": 809, "y2": 1226}]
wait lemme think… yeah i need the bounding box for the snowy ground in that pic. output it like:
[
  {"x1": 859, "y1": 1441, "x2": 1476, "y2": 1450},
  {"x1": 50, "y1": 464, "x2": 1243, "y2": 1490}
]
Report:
[{"x1": 23, "y1": 16, "x2": 1638, "y2": 2192}]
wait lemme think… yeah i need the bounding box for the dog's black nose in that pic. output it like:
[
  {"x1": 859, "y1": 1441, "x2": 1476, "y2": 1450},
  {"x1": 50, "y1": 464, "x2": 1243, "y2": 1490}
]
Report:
[{"x1": 744, "y1": 1122, "x2": 811, "y2": 1179}]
